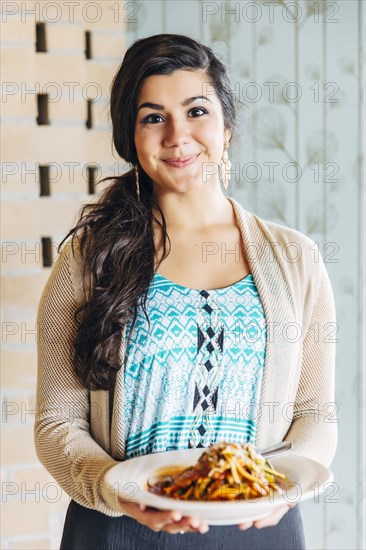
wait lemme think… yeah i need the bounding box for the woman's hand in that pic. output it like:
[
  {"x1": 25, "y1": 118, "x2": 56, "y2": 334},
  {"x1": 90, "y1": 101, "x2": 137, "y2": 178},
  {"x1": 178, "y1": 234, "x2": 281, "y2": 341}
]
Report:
[
  {"x1": 238, "y1": 503, "x2": 296, "y2": 530},
  {"x1": 118, "y1": 499, "x2": 210, "y2": 535}
]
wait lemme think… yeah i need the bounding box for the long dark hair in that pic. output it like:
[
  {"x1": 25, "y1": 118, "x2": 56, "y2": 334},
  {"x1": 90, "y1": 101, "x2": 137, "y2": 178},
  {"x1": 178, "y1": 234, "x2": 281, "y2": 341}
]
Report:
[{"x1": 61, "y1": 34, "x2": 236, "y2": 390}]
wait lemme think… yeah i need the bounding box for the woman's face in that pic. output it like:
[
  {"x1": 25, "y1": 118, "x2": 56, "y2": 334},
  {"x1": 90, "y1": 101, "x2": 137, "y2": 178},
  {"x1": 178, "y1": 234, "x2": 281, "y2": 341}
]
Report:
[{"x1": 134, "y1": 69, "x2": 231, "y2": 195}]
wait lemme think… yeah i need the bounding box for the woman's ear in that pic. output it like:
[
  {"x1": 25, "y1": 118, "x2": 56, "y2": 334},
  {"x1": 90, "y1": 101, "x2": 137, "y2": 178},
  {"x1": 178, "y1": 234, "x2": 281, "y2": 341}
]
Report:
[{"x1": 224, "y1": 128, "x2": 232, "y2": 146}]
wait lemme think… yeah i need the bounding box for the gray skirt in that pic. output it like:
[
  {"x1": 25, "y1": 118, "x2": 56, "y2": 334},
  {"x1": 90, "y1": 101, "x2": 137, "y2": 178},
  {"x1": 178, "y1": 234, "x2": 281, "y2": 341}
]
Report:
[{"x1": 60, "y1": 500, "x2": 307, "y2": 550}]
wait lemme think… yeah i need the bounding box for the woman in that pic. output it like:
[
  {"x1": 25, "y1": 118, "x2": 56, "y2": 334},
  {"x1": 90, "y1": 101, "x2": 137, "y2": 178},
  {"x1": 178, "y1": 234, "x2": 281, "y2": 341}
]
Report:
[{"x1": 34, "y1": 34, "x2": 337, "y2": 549}]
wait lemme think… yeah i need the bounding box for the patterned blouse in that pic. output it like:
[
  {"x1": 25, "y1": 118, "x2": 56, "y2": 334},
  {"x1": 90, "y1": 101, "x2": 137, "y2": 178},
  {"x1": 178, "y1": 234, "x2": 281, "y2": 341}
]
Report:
[{"x1": 123, "y1": 272, "x2": 267, "y2": 460}]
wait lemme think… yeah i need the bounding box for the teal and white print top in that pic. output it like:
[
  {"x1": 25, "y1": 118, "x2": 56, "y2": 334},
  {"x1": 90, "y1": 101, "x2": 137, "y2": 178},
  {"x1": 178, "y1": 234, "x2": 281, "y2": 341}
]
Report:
[{"x1": 123, "y1": 272, "x2": 267, "y2": 460}]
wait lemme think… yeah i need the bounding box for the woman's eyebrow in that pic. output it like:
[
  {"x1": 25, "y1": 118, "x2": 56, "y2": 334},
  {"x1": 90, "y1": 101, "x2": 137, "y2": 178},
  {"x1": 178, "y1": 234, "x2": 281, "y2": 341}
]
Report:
[{"x1": 137, "y1": 95, "x2": 213, "y2": 112}]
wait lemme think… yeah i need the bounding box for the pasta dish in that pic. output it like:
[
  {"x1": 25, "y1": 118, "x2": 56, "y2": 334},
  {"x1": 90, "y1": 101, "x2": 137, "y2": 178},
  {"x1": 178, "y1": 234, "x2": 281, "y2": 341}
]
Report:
[{"x1": 147, "y1": 441, "x2": 287, "y2": 501}]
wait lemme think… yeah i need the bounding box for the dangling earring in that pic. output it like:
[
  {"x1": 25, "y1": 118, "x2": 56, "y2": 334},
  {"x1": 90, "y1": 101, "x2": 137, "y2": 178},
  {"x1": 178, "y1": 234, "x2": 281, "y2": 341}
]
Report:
[
  {"x1": 219, "y1": 141, "x2": 231, "y2": 191},
  {"x1": 134, "y1": 164, "x2": 140, "y2": 202}
]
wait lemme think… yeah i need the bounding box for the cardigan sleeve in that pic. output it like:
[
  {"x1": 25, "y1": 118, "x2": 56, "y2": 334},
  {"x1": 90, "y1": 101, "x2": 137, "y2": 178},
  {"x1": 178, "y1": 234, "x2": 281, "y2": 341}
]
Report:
[
  {"x1": 284, "y1": 253, "x2": 338, "y2": 468},
  {"x1": 34, "y1": 243, "x2": 125, "y2": 517}
]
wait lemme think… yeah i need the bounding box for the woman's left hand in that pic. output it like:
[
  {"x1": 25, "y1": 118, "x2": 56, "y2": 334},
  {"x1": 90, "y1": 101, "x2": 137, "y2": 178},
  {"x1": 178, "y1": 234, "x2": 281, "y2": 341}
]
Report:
[{"x1": 238, "y1": 503, "x2": 296, "y2": 530}]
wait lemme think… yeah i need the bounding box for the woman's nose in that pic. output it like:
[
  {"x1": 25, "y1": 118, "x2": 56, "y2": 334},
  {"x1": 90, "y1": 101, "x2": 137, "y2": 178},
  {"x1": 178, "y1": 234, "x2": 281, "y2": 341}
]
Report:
[{"x1": 162, "y1": 117, "x2": 190, "y2": 147}]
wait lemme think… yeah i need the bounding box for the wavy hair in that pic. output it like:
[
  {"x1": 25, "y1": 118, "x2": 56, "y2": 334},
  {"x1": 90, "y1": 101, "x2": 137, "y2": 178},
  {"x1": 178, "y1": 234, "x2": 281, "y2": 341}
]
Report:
[{"x1": 60, "y1": 33, "x2": 236, "y2": 390}]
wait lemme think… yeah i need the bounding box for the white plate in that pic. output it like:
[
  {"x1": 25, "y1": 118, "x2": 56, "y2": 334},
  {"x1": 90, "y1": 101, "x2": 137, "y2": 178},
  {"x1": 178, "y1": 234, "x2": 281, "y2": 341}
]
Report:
[{"x1": 104, "y1": 448, "x2": 333, "y2": 525}]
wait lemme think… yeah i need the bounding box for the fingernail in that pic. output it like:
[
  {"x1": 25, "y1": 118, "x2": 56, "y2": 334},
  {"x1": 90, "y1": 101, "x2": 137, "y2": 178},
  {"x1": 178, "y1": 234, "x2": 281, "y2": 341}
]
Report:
[
  {"x1": 200, "y1": 525, "x2": 209, "y2": 534},
  {"x1": 172, "y1": 512, "x2": 182, "y2": 521},
  {"x1": 139, "y1": 504, "x2": 146, "y2": 511}
]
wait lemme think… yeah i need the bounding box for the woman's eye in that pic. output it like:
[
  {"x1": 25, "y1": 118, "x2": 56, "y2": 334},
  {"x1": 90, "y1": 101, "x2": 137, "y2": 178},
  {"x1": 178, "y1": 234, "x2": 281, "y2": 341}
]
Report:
[
  {"x1": 189, "y1": 107, "x2": 207, "y2": 117},
  {"x1": 141, "y1": 114, "x2": 164, "y2": 125}
]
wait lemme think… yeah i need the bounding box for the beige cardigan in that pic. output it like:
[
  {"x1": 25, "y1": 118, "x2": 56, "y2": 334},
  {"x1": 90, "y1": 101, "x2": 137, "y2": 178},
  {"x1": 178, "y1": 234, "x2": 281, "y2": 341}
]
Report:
[{"x1": 34, "y1": 196, "x2": 338, "y2": 517}]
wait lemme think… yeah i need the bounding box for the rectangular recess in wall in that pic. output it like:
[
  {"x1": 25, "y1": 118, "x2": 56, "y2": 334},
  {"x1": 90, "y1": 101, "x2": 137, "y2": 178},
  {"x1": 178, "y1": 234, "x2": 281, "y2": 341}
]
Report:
[
  {"x1": 39, "y1": 165, "x2": 51, "y2": 196},
  {"x1": 36, "y1": 22, "x2": 47, "y2": 52},
  {"x1": 86, "y1": 99, "x2": 93, "y2": 129},
  {"x1": 87, "y1": 166, "x2": 97, "y2": 194},
  {"x1": 85, "y1": 31, "x2": 92, "y2": 59},
  {"x1": 37, "y1": 94, "x2": 49, "y2": 125},
  {"x1": 41, "y1": 237, "x2": 53, "y2": 267}
]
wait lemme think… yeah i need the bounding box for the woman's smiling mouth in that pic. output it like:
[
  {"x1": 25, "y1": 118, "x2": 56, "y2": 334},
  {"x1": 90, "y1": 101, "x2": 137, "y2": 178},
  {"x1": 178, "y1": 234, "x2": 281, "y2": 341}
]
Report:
[{"x1": 162, "y1": 154, "x2": 200, "y2": 168}]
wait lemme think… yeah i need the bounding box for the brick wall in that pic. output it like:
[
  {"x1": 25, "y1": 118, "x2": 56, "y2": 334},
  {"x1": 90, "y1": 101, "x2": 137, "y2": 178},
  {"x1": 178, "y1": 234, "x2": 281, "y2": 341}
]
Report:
[{"x1": 1, "y1": 2, "x2": 126, "y2": 548}]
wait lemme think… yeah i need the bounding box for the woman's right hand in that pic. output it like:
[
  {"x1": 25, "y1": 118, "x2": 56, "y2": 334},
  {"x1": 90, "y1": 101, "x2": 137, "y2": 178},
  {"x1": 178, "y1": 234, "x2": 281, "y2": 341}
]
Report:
[{"x1": 118, "y1": 499, "x2": 210, "y2": 535}]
